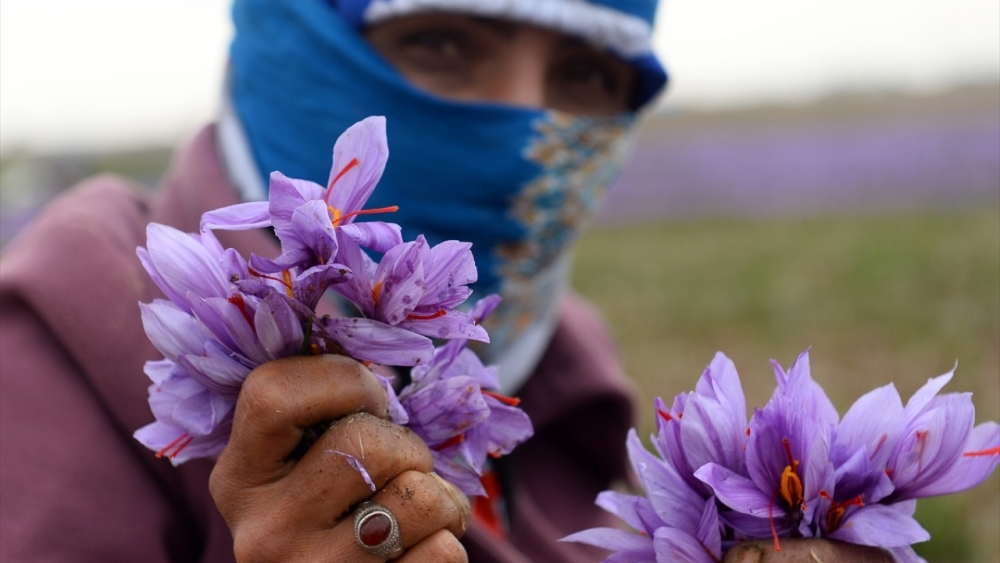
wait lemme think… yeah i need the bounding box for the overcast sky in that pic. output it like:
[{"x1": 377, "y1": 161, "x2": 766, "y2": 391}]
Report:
[{"x1": 2, "y1": 0, "x2": 998, "y2": 154}]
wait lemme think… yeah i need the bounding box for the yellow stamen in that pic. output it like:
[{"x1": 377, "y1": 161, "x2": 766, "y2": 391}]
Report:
[
  {"x1": 329, "y1": 205, "x2": 344, "y2": 227},
  {"x1": 282, "y1": 270, "x2": 295, "y2": 298},
  {"x1": 780, "y1": 463, "x2": 803, "y2": 508}
]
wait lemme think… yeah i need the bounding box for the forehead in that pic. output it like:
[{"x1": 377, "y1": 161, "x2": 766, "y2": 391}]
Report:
[{"x1": 337, "y1": 0, "x2": 656, "y2": 60}]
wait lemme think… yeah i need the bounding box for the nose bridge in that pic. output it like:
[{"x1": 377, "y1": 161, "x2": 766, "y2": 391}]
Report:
[{"x1": 488, "y1": 31, "x2": 549, "y2": 109}]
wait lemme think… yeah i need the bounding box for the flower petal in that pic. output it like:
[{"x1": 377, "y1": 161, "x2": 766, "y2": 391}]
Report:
[
  {"x1": 326, "y1": 116, "x2": 389, "y2": 216},
  {"x1": 139, "y1": 300, "x2": 210, "y2": 360},
  {"x1": 829, "y1": 504, "x2": 930, "y2": 547},
  {"x1": 401, "y1": 376, "x2": 489, "y2": 444},
  {"x1": 695, "y1": 463, "x2": 777, "y2": 519},
  {"x1": 595, "y1": 491, "x2": 648, "y2": 533},
  {"x1": 421, "y1": 240, "x2": 477, "y2": 309},
  {"x1": 317, "y1": 317, "x2": 434, "y2": 366},
  {"x1": 142, "y1": 223, "x2": 229, "y2": 310},
  {"x1": 338, "y1": 221, "x2": 403, "y2": 254},
  {"x1": 562, "y1": 528, "x2": 654, "y2": 559},
  {"x1": 200, "y1": 201, "x2": 271, "y2": 232},
  {"x1": 398, "y1": 309, "x2": 489, "y2": 342},
  {"x1": 913, "y1": 421, "x2": 1000, "y2": 497},
  {"x1": 327, "y1": 450, "x2": 376, "y2": 492},
  {"x1": 771, "y1": 350, "x2": 840, "y2": 426},
  {"x1": 889, "y1": 393, "x2": 976, "y2": 499},
  {"x1": 477, "y1": 398, "x2": 533, "y2": 456},
  {"x1": 255, "y1": 293, "x2": 305, "y2": 360},
  {"x1": 904, "y1": 368, "x2": 955, "y2": 419},
  {"x1": 832, "y1": 383, "x2": 905, "y2": 469},
  {"x1": 653, "y1": 527, "x2": 718, "y2": 563}
]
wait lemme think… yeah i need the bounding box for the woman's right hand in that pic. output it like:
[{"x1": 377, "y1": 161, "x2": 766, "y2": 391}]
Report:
[{"x1": 209, "y1": 354, "x2": 471, "y2": 562}]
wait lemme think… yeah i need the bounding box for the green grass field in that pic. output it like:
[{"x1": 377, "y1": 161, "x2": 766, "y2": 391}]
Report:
[{"x1": 572, "y1": 210, "x2": 1000, "y2": 562}]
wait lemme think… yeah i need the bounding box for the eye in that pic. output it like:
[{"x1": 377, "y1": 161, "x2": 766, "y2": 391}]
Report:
[
  {"x1": 397, "y1": 28, "x2": 471, "y2": 67},
  {"x1": 559, "y1": 60, "x2": 619, "y2": 93},
  {"x1": 366, "y1": 15, "x2": 490, "y2": 77},
  {"x1": 549, "y1": 51, "x2": 636, "y2": 115}
]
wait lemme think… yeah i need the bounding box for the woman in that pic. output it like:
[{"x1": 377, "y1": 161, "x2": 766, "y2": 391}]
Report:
[{"x1": 0, "y1": 1, "x2": 893, "y2": 561}]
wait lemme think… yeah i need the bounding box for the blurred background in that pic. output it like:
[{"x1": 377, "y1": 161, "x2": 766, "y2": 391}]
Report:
[{"x1": 1, "y1": 1, "x2": 998, "y2": 561}]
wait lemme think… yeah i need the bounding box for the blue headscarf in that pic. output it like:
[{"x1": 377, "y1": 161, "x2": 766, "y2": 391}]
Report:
[{"x1": 228, "y1": 0, "x2": 665, "y2": 390}]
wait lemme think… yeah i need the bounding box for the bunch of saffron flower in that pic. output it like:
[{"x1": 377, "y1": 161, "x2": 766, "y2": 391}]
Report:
[
  {"x1": 132, "y1": 116, "x2": 533, "y2": 496},
  {"x1": 564, "y1": 351, "x2": 999, "y2": 562}
]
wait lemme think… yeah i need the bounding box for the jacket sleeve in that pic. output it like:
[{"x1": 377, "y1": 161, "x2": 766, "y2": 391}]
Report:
[
  {"x1": 0, "y1": 294, "x2": 202, "y2": 562},
  {"x1": 0, "y1": 176, "x2": 236, "y2": 563}
]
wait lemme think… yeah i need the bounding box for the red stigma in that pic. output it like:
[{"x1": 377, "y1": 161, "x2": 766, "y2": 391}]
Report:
[
  {"x1": 227, "y1": 294, "x2": 255, "y2": 329},
  {"x1": 916, "y1": 430, "x2": 930, "y2": 471},
  {"x1": 768, "y1": 490, "x2": 782, "y2": 552},
  {"x1": 248, "y1": 268, "x2": 294, "y2": 293},
  {"x1": 406, "y1": 309, "x2": 447, "y2": 321},
  {"x1": 483, "y1": 390, "x2": 521, "y2": 406},
  {"x1": 434, "y1": 434, "x2": 465, "y2": 451},
  {"x1": 334, "y1": 205, "x2": 399, "y2": 226},
  {"x1": 156, "y1": 433, "x2": 193, "y2": 459},
  {"x1": 325, "y1": 157, "x2": 360, "y2": 203},
  {"x1": 964, "y1": 446, "x2": 1000, "y2": 457},
  {"x1": 819, "y1": 490, "x2": 865, "y2": 533},
  {"x1": 782, "y1": 438, "x2": 795, "y2": 466},
  {"x1": 657, "y1": 408, "x2": 674, "y2": 422},
  {"x1": 871, "y1": 433, "x2": 889, "y2": 459}
]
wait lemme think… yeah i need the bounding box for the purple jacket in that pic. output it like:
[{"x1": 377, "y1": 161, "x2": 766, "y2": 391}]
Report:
[{"x1": 0, "y1": 126, "x2": 636, "y2": 562}]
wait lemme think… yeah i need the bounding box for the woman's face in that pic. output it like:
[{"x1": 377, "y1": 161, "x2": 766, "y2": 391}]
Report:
[{"x1": 364, "y1": 13, "x2": 637, "y2": 116}]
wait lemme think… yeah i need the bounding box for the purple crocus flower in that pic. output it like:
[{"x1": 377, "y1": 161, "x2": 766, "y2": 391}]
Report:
[
  {"x1": 135, "y1": 117, "x2": 535, "y2": 491},
  {"x1": 885, "y1": 369, "x2": 1000, "y2": 500},
  {"x1": 132, "y1": 360, "x2": 234, "y2": 465},
  {"x1": 563, "y1": 429, "x2": 723, "y2": 563},
  {"x1": 332, "y1": 232, "x2": 488, "y2": 343},
  {"x1": 567, "y1": 350, "x2": 999, "y2": 561},
  {"x1": 654, "y1": 352, "x2": 750, "y2": 496},
  {"x1": 695, "y1": 352, "x2": 836, "y2": 546},
  {"x1": 137, "y1": 223, "x2": 232, "y2": 314},
  {"x1": 200, "y1": 116, "x2": 402, "y2": 274},
  {"x1": 398, "y1": 296, "x2": 533, "y2": 496}
]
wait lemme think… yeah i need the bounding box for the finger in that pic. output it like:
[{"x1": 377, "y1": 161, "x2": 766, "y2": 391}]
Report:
[
  {"x1": 395, "y1": 529, "x2": 468, "y2": 563},
  {"x1": 312, "y1": 470, "x2": 470, "y2": 563},
  {"x1": 370, "y1": 471, "x2": 470, "y2": 543},
  {"x1": 287, "y1": 414, "x2": 435, "y2": 521},
  {"x1": 723, "y1": 539, "x2": 896, "y2": 563},
  {"x1": 223, "y1": 355, "x2": 390, "y2": 481}
]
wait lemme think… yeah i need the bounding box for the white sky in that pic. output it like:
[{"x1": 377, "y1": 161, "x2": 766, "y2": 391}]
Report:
[{"x1": 1, "y1": 0, "x2": 998, "y2": 154}]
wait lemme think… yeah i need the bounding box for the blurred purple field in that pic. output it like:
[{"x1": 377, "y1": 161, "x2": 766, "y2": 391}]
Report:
[{"x1": 599, "y1": 84, "x2": 1000, "y2": 223}]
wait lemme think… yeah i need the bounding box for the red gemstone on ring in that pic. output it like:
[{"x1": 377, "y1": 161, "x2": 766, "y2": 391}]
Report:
[{"x1": 358, "y1": 513, "x2": 392, "y2": 547}]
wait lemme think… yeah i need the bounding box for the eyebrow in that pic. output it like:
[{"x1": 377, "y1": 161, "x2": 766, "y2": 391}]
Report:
[
  {"x1": 469, "y1": 17, "x2": 519, "y2": 40},
  {"x1": 470, "y1": 16, "x2": 603, "y2": 53}
]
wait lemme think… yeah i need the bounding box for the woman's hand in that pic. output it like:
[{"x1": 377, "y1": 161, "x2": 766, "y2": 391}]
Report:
[
  {"x1": 209, "y1": 355, "x2": 470, "y2": 562},
  {"x1": 724, "y1": 539, "x2": 895, "y2": 563}
]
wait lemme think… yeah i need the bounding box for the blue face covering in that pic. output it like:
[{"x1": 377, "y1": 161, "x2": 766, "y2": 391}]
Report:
[{"x1": 229, "y1": 0, "x2": 655, "y2": 390}]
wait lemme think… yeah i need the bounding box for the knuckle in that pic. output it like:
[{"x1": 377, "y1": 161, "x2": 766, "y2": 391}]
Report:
[
  {"x1": 389, "y1": 470, "x2": 441, "y2": 508},
  {"x1": 232, "y1": 524, "x2": 282, "y2": 563},
  {"x1": 239, "y1": 369, "x2": 289, "y2": 418},
  {"x1": 208, "y1": 463, "x2": 230, "y2": 505},
  {"x1": 327, "y1": 415, "x2": 433, "y2": 471}
]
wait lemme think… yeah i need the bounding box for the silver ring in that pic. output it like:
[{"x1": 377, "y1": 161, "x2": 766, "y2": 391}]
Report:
[{"x1": 353, "y1": 501, "x2": 404, "y2": 559}]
